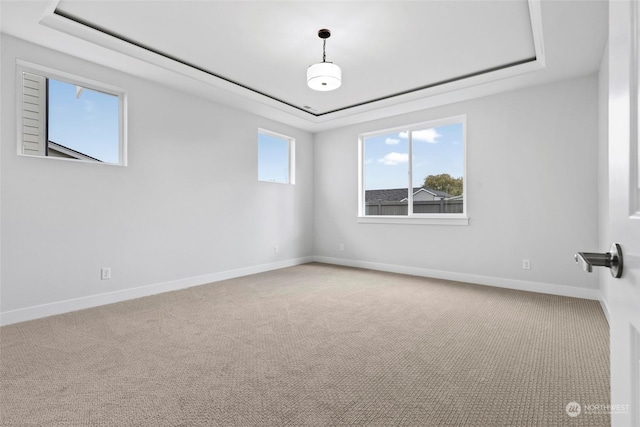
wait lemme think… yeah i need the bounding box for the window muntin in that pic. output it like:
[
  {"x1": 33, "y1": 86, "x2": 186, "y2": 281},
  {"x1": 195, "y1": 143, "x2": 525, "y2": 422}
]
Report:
[
  {"x1": 360, "y1": 116, "x2": 466, "y2": 220},
  {"x1": 18, "y1": 62, "x2": 126, "y2": 165},
  {"x1": 258, "y1": 129, "x2": 294, "y2": 184}
]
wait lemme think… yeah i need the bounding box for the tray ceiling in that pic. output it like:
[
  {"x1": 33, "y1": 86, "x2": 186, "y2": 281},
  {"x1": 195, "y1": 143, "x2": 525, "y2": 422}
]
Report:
[
  {"x1": 0, "y1": 1, "x2": 608, "y2": 131},
  {"x1": 53, "y1": 0, "x2": 537, "y2": 116}
]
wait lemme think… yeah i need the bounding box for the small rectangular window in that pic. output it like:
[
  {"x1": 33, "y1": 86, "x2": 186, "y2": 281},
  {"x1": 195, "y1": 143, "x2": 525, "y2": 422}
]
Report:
[
  {"x1": 18, "y1": 62, "x2": 126, "y2": 165},
  {"x1": 258, "y1": 129, "x2": 294, "y2": 184},
  {"x1": 359, "y1": 116, "x2": 466, "y2": 224}
]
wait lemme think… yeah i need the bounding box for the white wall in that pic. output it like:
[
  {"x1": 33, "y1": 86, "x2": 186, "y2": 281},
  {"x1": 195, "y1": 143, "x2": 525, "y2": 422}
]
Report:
[
  {"x1": 0, "y1": 35, "x2": 314, "y2": 324},
  {"x1": 313, "y1": 75, "x2": 600, "y2": 297},
  {"x1": 0, "y1": 33, "x2": 604, "y2": 325}
]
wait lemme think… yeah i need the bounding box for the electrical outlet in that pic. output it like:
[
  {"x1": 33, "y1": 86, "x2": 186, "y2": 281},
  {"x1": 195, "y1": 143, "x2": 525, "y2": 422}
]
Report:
[
  {"x1": 339, "y1": 243, "x2": 345, "y2": 251},
  {"x1": 522, "y1": 259, "x2": 531, "y2": 270},
  {"x1": 101, "y1": 267, "x2": 111, "y2": 280},
  {"x1": 274, "y1": 246, "x2": 279, "y2": 254}
]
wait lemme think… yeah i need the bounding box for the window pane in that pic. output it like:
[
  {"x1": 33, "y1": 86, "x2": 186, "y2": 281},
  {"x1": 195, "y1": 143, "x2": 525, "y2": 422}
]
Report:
[
  {"x1": 412, "y1": 123, "x2": 464, "y2": 214},
  {"x1": 363, "y1": 132, "x2": 409, "y2": 216},
  {"x1": 360, "y1": 118, "x2": 465, "y2": 218},
  {"x1": 48, "y1": 79, "x2": 120, "y2": 163},
  {"x1": 258, "y1": 132, "x2": 289, "y2": 183}
]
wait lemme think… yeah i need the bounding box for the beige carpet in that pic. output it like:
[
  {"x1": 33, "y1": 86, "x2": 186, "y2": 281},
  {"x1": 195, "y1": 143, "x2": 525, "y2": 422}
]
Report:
[{"x1": 0, "y1": 263, "x2": 610, "y2": 426}]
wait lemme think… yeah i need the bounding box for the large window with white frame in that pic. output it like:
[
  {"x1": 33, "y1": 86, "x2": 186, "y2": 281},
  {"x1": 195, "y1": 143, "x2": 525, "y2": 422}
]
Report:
[
  {"x1": 359, "y1": 115, "x2": 467, "y2": 224},
  {"x1": 17, "y1": 61, "x2": 127, "y2": 165}
]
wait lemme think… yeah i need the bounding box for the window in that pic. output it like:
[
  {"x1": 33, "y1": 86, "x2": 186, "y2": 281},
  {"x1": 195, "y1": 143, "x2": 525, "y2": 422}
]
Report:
[
  {"x1": 258, "y1": 129, "x2": 295, "y2": 184},
  {"x1": 359, "y1": 116, "x2": 467, "y2": 225},
  {"x1": 18, "y1": 61, "x2": 126, "y2": 165}
]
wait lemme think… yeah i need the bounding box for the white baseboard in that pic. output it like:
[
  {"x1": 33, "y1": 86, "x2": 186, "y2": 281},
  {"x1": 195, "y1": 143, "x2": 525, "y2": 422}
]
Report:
[
  {"x1": 313, "y1": 256, "x2": 600, "y2": 301},
  {"x1": 0, "y1": 256, "x2": 314, "y2": 326},
  {"x1": 1, "y1": 255, "x2": 601, "y2": 326}
]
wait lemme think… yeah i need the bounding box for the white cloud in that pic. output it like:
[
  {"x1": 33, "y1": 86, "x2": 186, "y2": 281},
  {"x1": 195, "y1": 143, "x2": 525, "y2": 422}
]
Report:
[
  {"x1": 364, "y1": 158, "x2": 373, "y2": 164},
  {"x1": 83, "y1": 100, "x2": 97, "y2": 120},
  {"x1": 385, "y1": 137, "x2": 400, "y2": 145},
  {"x1": 399, "y1": 128, "x2": 441, "y2": 143},
  {"x1": 83, "y1": 99, "x2": 96, "y2": 112},
  {"x1": 378, "y1": 152, "x2": 408, "y2": 165}
]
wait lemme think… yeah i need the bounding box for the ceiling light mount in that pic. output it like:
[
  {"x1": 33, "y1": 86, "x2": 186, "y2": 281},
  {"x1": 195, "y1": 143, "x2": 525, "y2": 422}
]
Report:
[
  {"x1": 307, "y1": 28, "x2": 342, "y2": 91},
  {"x1": 317, "y1": 28, "x2": 331, "y2": 39}
]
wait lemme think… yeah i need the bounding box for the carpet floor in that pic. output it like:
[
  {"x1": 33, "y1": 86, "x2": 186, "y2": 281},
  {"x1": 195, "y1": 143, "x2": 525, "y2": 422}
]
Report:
[{"x1": 0, "y1": 263, "x2": 610, "y2": 426}]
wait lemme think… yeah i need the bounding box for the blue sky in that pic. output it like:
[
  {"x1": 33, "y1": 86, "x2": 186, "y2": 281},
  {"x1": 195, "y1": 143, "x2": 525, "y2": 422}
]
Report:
[
  {"x1": 363, "y1": 122, "x2": 463, "y2": 190},
  {"x1": 258, "y1": 132, "x2": 289, "y2": 183},
  {"x1": 48, "y1": 78, "x2": 119, "y2": 163}
]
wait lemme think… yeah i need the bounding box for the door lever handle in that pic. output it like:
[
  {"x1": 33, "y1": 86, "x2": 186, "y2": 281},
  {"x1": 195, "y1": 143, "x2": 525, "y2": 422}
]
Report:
[{"x1": 574, "y1": 243, "x2": 623, "y2": 278}]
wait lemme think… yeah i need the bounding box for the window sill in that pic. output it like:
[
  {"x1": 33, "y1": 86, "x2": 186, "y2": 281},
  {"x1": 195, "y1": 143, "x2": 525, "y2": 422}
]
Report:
[{"x1": 357, "y1": 216, "x2": 469, "y2": 226}]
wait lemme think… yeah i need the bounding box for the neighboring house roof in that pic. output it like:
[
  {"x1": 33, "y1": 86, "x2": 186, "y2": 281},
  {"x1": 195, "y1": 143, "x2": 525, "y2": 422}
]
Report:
[
  {"x1": 365, "y1": 187, "x2": 452, "y2": 202},
  {"x1": 47, "y1": 140, "x2": 102, "y2": 162},
  {"x1": 400, "y1": 187, "x2": 452, "y2": 202}
]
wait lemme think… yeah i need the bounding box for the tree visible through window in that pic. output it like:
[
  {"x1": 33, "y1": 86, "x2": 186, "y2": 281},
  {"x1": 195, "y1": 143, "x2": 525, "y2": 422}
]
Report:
[{"x1": 360, "y1": 116, "x2": 465, "y2": 217}]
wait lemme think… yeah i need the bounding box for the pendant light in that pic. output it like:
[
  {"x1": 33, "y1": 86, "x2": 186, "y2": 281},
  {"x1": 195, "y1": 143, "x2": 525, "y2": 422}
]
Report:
[{"x1": 307, "y1": 29, "x2": 342, "y2": 91}]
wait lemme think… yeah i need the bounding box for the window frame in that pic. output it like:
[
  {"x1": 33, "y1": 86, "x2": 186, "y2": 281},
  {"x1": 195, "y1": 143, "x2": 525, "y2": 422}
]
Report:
[
  {"x1": 358, "y1": 115, "x2": 468, "y2": 225},
  {"x1": 16, "y1": 59, "x2": 128, "y2": 166},
  {"x1": 257, "y1": 128, "x2": 295, "y2": 185}
]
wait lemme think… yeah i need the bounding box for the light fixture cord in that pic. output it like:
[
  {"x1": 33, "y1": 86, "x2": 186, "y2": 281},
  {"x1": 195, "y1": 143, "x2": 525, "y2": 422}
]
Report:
[{"x1": 322, "y1": 38, "x2": 327, "y2": 63}]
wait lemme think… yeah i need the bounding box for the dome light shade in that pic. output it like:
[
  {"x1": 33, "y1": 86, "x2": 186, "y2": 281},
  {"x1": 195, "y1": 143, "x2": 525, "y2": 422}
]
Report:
[{"x1": 307, "y1": 62, "x2": 342, "y2": 91}]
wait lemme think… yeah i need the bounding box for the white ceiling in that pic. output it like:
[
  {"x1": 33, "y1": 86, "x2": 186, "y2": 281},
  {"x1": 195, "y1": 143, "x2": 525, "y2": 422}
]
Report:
[{"x1": 0, "y1": 1, "x2": 608, "y2": 132}]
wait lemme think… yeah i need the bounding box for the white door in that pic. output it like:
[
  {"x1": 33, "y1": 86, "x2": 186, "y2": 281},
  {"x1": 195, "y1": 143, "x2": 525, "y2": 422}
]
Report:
[{"x1": 606, "y1": 1, "x2": 640, "y2": 426}]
